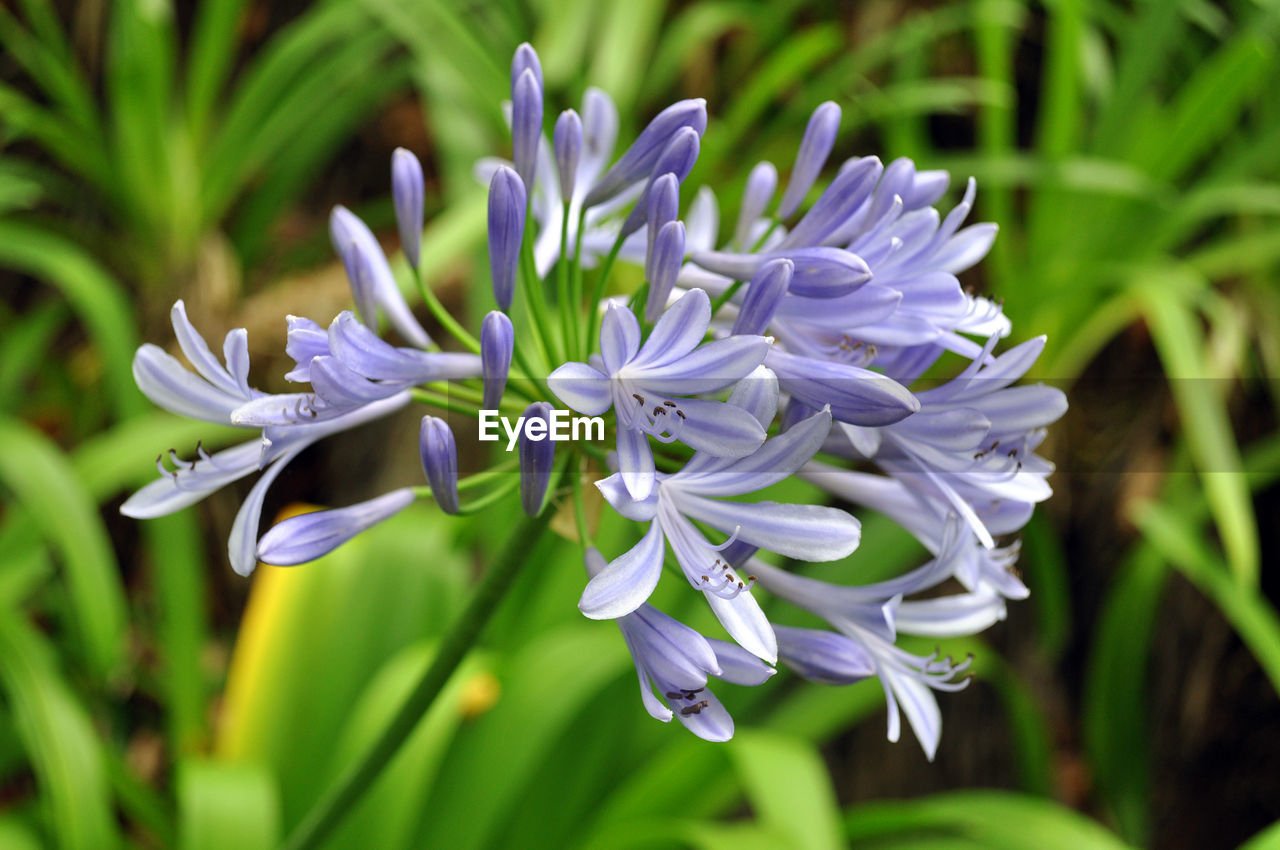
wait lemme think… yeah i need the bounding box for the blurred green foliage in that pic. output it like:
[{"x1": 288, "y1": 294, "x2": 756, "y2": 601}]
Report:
[{"x1": 1, "y1": 0, "x2": 1277, "y2": 847}]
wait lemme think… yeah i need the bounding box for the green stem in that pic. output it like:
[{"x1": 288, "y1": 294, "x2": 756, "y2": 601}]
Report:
[
  {"x1": 280, "y1": 507, "x2": 555, "y2": 850},
  {"x1": 569, "y1": 207, "x2": 589, "y2": 357},
  {"x1": 585, "y1": 231, "x2": 627, "y2": 358},
  {"x1": 557, "y1": 202, "x2": 578, "y2": 358},
  {"x1": 708, "y1": 279, "x2": 746, "y2": 315},
  {"x1": 410, "y1": 265, "x2": 481, "y2": 354}
]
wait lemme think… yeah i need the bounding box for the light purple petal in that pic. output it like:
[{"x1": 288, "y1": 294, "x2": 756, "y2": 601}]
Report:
[
  {"x1": 617, "y1": 424, "x2": 656, "y2": 500},
  {"x1": 600, "y1": 302, "x2": 642, "y2": 374},
  {"x1": 579, "y1": 520, "x2": 665, "y2": 619},
  {"x1": 256, "y1": 488, "x2": 416, "y2": 567},
  {"x1": 673, "y1": 492, "x2": 861, "y2": 561},
  {"x1": 228, "y1": 450, "x2": 300, "y2": 576}
]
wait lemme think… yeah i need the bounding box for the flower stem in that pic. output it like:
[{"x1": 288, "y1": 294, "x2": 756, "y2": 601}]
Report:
[
  {"x1": 410, "y1": 265, "x2": 481, "y2": 354},
  {"x1": 279, "y1": 506, "x2": 555, "y2": 850}
]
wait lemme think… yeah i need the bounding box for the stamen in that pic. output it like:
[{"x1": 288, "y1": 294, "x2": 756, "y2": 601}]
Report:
[{"x1": 679, "y1": 700, "x2": 710, "y2": 716}]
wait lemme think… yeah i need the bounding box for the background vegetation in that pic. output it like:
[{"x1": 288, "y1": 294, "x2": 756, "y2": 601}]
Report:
[{"x1": 1, "y1": 0, "x2": 1277, "y2": 847}]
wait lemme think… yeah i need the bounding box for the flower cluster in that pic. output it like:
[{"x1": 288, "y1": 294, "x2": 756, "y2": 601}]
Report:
[{"x1": 123, "y1": 43, "x2": 1065, "y2": 758}]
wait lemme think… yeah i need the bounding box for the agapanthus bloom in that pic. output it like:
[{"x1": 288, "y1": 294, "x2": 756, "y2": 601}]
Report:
[{"x1": 121, "y1": 41, "x2": 1067, "y2": 763}]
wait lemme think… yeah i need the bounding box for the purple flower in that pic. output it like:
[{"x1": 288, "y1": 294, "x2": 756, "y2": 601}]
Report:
[
  {"x1": 480, "y1": 311, "x2": 514, "y2": 410},
  {"x1": 329, "y1": 206, "x2": 431, "y2": 348},
  {"x1": 519, "y1": 401, "x2": 556, "y2": 516},
  {"x1": 122, "y1": 302, "x2": 411, "y2": 574},
  {"x1": 257, "y1": 488, "x2": 417, "y2": 566},
  {"x1": 392, "y1": 148, "x2": 425, "y2": 269},
  {"x1": 585, "y1": 549, "x2": 773, "y2": 741},
  {"x1": 745, "y1": 525, "x2": 991, "y2": 760},
  {"x1": 547, "y1": 288, "x2": 770, "y2": 500},
  {"x1": 581, "y1": 374, "x2": 861, "y2": 662},
  {"x1": 823, "y1": 334, "x2": 1066, "y2": 548},
  {"x1": 420, "y1": 416, "x2": 460, "y2": 514},
  {"x1": 511, "y1": 68, "x2": 542, "y2": 190},
  {"x1": 487, "y1": 166, "x2": 527, "y2": 311},
  {"x1": 645, "y1": 220, "x2": 685, "y2": 323},
  {"x1": 583, "y1": 98, "x2": 707, "y2": 208},
  {"x1": 231, "y1": 311, "x2": 481, "y2": 427},
  {"x1": 778, "y1": 101, "x2": 841, "y2": 218},
  {"x1": 731, "y1": 258, "x2": 792, "y2": 336},
  {"x1": 554, "y1": 109, "x2": 583, "y2": 201},
  {"x1": 734, "y1": 161, "x2": 777, "y2": 249}
]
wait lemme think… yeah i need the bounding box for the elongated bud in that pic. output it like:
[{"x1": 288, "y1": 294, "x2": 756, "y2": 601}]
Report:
[
  {"x1": 554, "y1": 109, "x2": 583, "y2": 201},
  {"x1": 518, "y1": 401, "x2": 555, "y2": 516},
  {"x1": 620, "y1": 127, "x2": 701, "y2": 238},
  {"x1": 391, "y1": 148, "x2": 425, "y2": 268},
  {"x1": 256, "y1": 488, "x2": 416, "y2": 566},
  {"x1": 777, "y1": 155, "x2": 882, "y2": 250},
  {"x1": 735, "y1": 161, "x2": 777, "y2": 249},
  {"x1": 480, "y1": 311, "x2": 514, "y2": 410},
  {"x1": 774, "y1": 624, "x2": 874, "y2": 684},
  {"x1": 511, "y1": 42, "x2": 542, "y2": 89},
  {"x1": 584, "y1": 98, "x2": 706, "y2": 207},
  {"x1": 580, "y1": 88, "x2": 618, "y2": 177},
  {"x1": 732, "y1": 258, "x2": 792, "y2": 335},
  {"x1": 487, "y1": 166, "x2": 526, "y2": 310},
  {"x1": 645, "y1": 173, "x2": 679, "y2": 273},
  {"x1": 645, "y1": 220, "x2": 685, "y2": 322},
  {"x1": 778, "y1": 101, "x2": 841, "y2": 218},
  {"x1": 512, "y1": 68, "x2": 542, "y2": 190},
  {"x1": 419, "y1": 417, "x2": 460, "y2": 514},
  {"x1": 330, "y1": 206, "x2": 432, "y2": 348}
]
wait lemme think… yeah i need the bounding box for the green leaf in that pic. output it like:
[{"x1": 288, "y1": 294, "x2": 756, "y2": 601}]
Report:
[
  {"x1": 845, "y1": 791, "x2": 1136, "y2": 850},
  {"x1": 325, "y1": 645, "x2": 487, "y2": 850},
  {"x1": 728, "y1": 730, "x2": 843, "y2": 850},
  {"x1": 1131, "y1": 499, "x2": 1280, "y2": 696},
  {"x1": 178, "y1": 760, "x2": 280, "y2": 850},
  {"x1": 0, "y1": 220, "x2": 144, "y2": 419},
  {"x1": 0, "y1": 417, "x2": 126, "y2": 676},
  {"x1": 1137, "y1": 273, "x2": 1259, "y2": 588},
  {"x1": 414, "y1": 625, "x2": 630, "y2": 850},
  {"x1": 0, "y1": 612, "x2": 120, "y2": 850}
]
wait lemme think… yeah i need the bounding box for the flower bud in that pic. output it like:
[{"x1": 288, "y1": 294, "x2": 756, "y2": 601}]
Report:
[
  {"x1": 778, "y1": 101, "x2": 841, "y2": 218},
  {"x1": 419, "y1": 416, "x2": 460, "y2": 514},
  {"x1": 519, "y1": 401, "x2": 555, "y2": 516},
  {"x1": 774, "y1": 625, "x2": 874, "y2": 685},
  {"x1": 391, "y1": 147, "x2": 425, "y2": 268},
  {"x1": 487, "y1": 166, "x2": 526, "y2": 310},
  {"x1": 480, "y1": 310, "x2": 514, "y2": 410},
  {"x1": 583, "y1": 98, "x2": 706, "y2": 207},
  {"x1": 554, "y1": 109, "x2": 583, "y2": 201},
  {"x1": 645, "y1": 220, "x2": 685, "y2": 323},
  {"x1": 330, "y1": 206, "x2": 432, "y2": 348},
  {"x1": 734, "y1": 161, "x2": 777, "y2": 249},
  {"x1": 512, "y1": 68, "x2": 542, "y2": 189},
  {"x1": 256, "y1": 488, "x2": 416, "y2": 566},
  {"x1": 620, "y1": 127, "x2": 701, "y2": 238},
  {"x1": 511, "y1": 42, "x2": 542, "y2": 90},
  {"x1": 732, "y1": 258, "x2": 792, "y2": 335},
  {"x1": 645, "y1": 172, "x2": 679, "y2": 273}
]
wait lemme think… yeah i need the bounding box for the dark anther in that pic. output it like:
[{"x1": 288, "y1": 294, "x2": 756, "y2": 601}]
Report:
[
  {"x1": 663, "y1": 401, "x2": 677, "y2": 407},
  {"x1": 679, "y1": 700, "x2": 710, "y2": 716},
  {"x1": 632, "y1": 393, "x2": 645, "y2": 404},
  {"x1": 676, "y1": 410, "x2": 686, "y2": 419},
  {"x1": 747, "y1": 575, "x2": 757, "y2": 582},
  {"x1": 701, "y1": 575, "x2": 709, "y2": 582},
  {"x1": 653, "y1": 406, "x2": 665, "y2": 416},
  {"x1": 665, "y1": 691, "x2": 683, "y2": 700}
]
